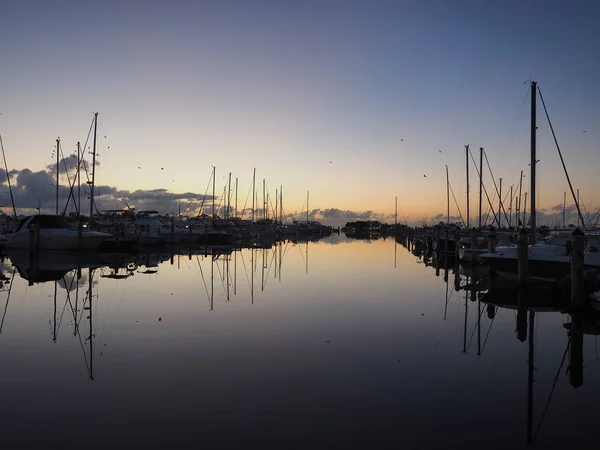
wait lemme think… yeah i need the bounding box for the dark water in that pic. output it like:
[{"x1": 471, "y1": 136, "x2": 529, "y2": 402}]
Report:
[{"x1": 1, "y1": 236, "x2": 599, "y2": 449}]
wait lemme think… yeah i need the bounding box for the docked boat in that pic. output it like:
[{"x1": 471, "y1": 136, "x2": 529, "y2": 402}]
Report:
[
  {"x1": 480, "y1": 233, "x2": 600, "y2": 283},
  {"x1": 4, "y1": 215, "x2": 111, "y2": 250}
]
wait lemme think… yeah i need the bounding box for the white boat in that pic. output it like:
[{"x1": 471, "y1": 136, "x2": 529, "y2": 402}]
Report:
[
  {"x1": 480, "y1": 233, "x2": 600, "y2": 282},
  {"x1": 4, "y1": 215, "x2": 111, "y2": 250}
]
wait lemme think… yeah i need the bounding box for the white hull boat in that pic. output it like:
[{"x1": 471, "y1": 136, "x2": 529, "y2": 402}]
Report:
[{"x1": 5, "y1": 215, "x2": 111, "y2": 250}]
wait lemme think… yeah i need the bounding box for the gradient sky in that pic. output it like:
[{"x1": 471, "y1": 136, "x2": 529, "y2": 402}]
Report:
[{"x1": 1, "y1": 0, "x2": 599, "y2": 225}]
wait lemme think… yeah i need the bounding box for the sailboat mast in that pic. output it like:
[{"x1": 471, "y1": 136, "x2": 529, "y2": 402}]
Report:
[
  {"x1": 518, "y1": 170, "x2": 524, "y2": 226},
  {"x1": 465, "y1": 145, "x2": 470, "y2": 229},
  {"x1": 56, "y1": 138, "x2": 60, "y2": 215},
  {"x1": 478, "y1": 147, "x2": 483, "y2": 229},
  {"x1": 280, "y1": 185, "x2": 283, "y2": 223},
  {"x1": 498, "y1": 178, "x2": 503, "y2": 228},
  {"x1": 77, "y1": 142, "x2": 81, "y2": 220},
  {"x1": 212, "y1": 166, "x2": 216, "y2": 218},
  {"x1": 275, "y1": 189, "x2": 278, "y2": 223},
  {"x1": 227, "y1": 172, "x2": 231, "y2": 218},
  {"x1": 530, "y1": 81, "x2": 537, "y2": 242},
  {"x1": 262, "y1": 179, "x2": 266, "y2": 220},
  {"x1": 446, "y1": 165, "x2": 450, "y2": 225},
  {"x1": 577, "y1": 189, "x2": 580, "y2": 227},
  {"x1": 509, "y1": 185, "x2": 513, "y2": 228},
  {"x1": 252, "y1": 168, "x2": 256, "y2": 223},
  {"x1": 235, "y1": 177, "x2": 238, "y2": 218},
  {"x1": 395, "y1": 196, "x2": 398, "y2": 228},
  {"x1": 306, "y1": 191, "x2": 309, "y2": 222},
  {"x1": 89, "y1": 113, "x2": 98, "y2": 225},
  {"x1": 563, "y1": 191, "x2": 566, "y2": 227}
]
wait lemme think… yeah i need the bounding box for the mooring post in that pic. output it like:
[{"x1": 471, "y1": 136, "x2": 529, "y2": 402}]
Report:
[
  {"x1": 454, "y1": 227, "x2": 461, "y2": 259},
  {"x1": 569, "y1": 311, "x2": 584, "y2": 388},
  {"x1": 488, "y1": 227, "x2": 497, "y2": 252},
  {"x1": 570, "y1": 228, "x2": 585, "y2": 309},
  {"x1": 516, "y1": 288, "x2": 527, "y2": 342},
  {"x1": 518, "y1": 228, "x2": 529, "y2": 287},
  {"x1": 470, "y1": 228, "x2": 477, "y2": 264},
  {"x1": 444, "y1": 227, "x2": 449, "y2": 254}
]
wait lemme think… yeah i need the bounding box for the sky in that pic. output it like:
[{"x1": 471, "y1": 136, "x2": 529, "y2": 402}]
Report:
[{"x1": 1, "y1": 0, "x2": 599, "y2": 226}]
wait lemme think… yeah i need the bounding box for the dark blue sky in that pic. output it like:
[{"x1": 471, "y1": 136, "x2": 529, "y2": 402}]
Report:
[{"x1": 1, "y1": 0, "x2": 598, "y2": 222}]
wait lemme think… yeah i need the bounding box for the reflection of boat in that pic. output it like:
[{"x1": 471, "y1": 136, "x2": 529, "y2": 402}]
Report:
[
  {"x1": 5, "y1": 215, "x2": 111, "y2": 250},
  {"x1": 7, "y1": 249, "x2": 108, "y2": 283}
]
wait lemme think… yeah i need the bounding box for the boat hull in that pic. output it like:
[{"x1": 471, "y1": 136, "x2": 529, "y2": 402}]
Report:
[{"x1": 5, "y1": 230, "x2": 110, "y2": 250}]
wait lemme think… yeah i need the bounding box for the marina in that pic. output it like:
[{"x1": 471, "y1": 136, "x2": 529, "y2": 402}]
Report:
[{"x1": 2, "y1": 2, "x2": 599, "y2": 448}]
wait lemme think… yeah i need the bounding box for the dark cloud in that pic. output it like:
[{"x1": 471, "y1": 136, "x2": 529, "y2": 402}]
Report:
[
  {"x1": 0, "y1": 165, "x2": 218, "y2": 215},
  {"x1": 319, "y1": 208, "x2": 373, "y2": 220}
]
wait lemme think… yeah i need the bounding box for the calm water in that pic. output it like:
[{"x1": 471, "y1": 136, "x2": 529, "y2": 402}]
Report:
[{"x1": 1, "y1": 236, "x2": 599, "y2": 449}]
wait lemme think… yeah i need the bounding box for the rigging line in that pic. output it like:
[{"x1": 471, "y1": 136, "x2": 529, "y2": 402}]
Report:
[
  {"x1": 583, "y1": 356, "x2": 600, "y2": 369},
  {"x1": 468, "y1": 148, "x2": 499, "y2": 226},
  {"x1": 263, "y1": 247, "x2": 277, "y2": 286},
  {"x1": 483, "y1": 150, "x2": 511, "y2": 226},
  {"x1": 0, "y1": 135, "x2": 18, "y2": 220},
  {"x1": 537, "y1": 86, "x2": 585, "y2": 227},
  {"x1": 55, "y1": 275, "x2": 75, "y2": 336},
  {"x1": 195, "y1": 255, "x2": 212, "y2": 302},
  {"x1": 239, "y1": 249, "x2": 253, "y2": 291},
  {"x1": 0, "y1": 268, "x2": 16, "y2": 335},
  {"x1": 466, "y1": 302, "x2": 486, "y2": 350},
  {"x1": 79, "y1": 116, "x2": 95, "y2": 185},
  {"x1": 197, "y1": 170, "x2": 213, "y2": 217},
  {"x1": 503, "y1": 88, "x2": 531, "y2": 153},
  {"x1": 241, "y1": 179, "x2": 253, "y2": 220},
  {"x1": 398, "y1": 204, "x2": 408, "y2": 225},
  {"x1": 58, "y1": 140, "x2": 76, "y2": 214},
  {"x1": 297, "y1": 240, "x2": 307, "y2": 268},
  {"x1": 479, "y1": 316, "x2": 496, "y2": 354},
  {"x1": 449, "y1": 183, "x2": 466, "y2": 227},
  {"x1": 215, "y1": 256, "x2": 228, "y2": 295},
  {"x1": 533, "y1": 337, "x2": 571, "y2": 442}
]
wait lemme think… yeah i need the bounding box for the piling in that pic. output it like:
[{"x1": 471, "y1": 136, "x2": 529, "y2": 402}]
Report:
[
  {"x1": 570, "y1": 228, "x2": 585, "y2": 309},
  {"x1": 488, "y1": 227, "x2": 497, "y2": 252},
  {"x1": 569, "y1": 311, "x2": 584, "y2": 388},
  {"x1": 454, "y1": 228, "x2": 461, "y2": 259},
  {"x1": 516, "y1": 288, "x2": 527, "y2": 342},
  {"x1": 444, "y1": 227, "x2": 449, "y2": 254},
  {"x1": 518, "y1": 228, "x2": 529, "y2": 287},
  {"x1": 470, "y1": 228, "x2": 477, "y2": 264}
]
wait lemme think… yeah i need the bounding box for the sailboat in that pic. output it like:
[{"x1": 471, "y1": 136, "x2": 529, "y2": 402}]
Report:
[{"x1": 480, "y1": 82, "x2": 598, "y2": 281}]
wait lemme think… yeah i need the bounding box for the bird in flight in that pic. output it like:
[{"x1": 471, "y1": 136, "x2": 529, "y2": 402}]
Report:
[{"x1": 423, "y1": 174, "x2": 427, "y2": 178}]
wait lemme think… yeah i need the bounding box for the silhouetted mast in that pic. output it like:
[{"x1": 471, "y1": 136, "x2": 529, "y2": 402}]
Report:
[
  {"x1": 252, "y1": 168, "x2": 256, "y2": 223},
  {"x1": 89, "y1": 113, "x2": 98, "y2": 225},
  {"x1": 530, "y1": 81, "x2": 537, "y2": 242},
  {"x1": 56, "y1": 138, "x2": 60, "y2": 215},
  {"x1": 465, "y1": 145, "x2": 470, "y2": 228},
  {"x1": 478, "y1": 147, "x2": 483, "y2": 228}
]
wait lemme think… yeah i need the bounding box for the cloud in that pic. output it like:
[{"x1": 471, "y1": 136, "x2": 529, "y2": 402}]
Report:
[
  {"x1": 319, "y1": 208, "x2": 373, "y2": 220},
  {"x1": 0, "y1": 165, "x2": 218, "y2": 216}
]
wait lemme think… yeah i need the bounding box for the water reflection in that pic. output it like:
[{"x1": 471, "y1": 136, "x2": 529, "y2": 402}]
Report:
[
  {"x1": 398, "y1": 235, "x2": 600, "y2": 447},
  {"x1": 0, "y1": 237, "x2": 599, "y2": 448}
]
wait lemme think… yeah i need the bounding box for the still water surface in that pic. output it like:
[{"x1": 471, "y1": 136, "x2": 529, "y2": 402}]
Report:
[{"x1": 1, "y1": 236, "x2": 599, "y2": 449}]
